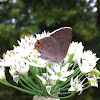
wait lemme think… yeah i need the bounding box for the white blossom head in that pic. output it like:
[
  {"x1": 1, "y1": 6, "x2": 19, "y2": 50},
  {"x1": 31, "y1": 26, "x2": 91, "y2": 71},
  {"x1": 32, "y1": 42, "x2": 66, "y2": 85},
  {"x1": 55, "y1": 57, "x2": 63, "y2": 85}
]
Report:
[
  {"x1": 79, "y1": 50, "x2": 99, "y2": 73},
  {"x1": 69, "y1": 76, "x2": 85, "y2": 94}
]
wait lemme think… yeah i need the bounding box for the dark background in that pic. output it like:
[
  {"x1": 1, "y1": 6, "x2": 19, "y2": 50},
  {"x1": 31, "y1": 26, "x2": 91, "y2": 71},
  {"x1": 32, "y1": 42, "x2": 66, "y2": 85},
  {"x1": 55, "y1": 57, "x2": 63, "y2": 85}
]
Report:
[{"x1": 0, "y1": 0, "x2": 100, "y2": 100}]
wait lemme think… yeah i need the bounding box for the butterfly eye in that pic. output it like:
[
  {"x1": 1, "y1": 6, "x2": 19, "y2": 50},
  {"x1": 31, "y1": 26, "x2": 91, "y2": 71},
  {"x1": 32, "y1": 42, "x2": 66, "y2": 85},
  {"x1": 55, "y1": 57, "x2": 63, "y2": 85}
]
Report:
[
  {"x1": 37, "y1": 41, "x2": 40, "y2": 44},
  {"x1": 37, "y1": 41, "x2": 43, "y2": 46}
]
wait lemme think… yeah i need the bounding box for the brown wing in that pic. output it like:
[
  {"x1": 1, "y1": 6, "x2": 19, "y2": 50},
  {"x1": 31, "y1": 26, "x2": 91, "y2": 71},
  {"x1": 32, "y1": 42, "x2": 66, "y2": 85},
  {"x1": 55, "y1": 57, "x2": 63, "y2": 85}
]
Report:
[
  {"x1": 36, "y1": 37, "x2": 61, "y2": 62},
  {"x1": 50, "y1": 27, "x2": 72, "y2": 62}
]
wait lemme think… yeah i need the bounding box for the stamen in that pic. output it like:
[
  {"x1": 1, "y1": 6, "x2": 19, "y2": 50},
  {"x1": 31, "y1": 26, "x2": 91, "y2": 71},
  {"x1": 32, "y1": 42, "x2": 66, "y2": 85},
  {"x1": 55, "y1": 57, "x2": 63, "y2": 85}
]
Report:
[
  {"x1": 12, "y1": 50, "x2": 16, "y2": 55},
  {"x1": 3, "y1": 54, "x2": 5, "y2": 58},
  {"x1": 7, "y1": 53, "x2": 11, "y2": 57},
  {"x1": 29, "y1": 42, "x2": 31, "y2": 46},
  {"x1": 37, "y1": 55, "x2": 39, "y2": 58}
]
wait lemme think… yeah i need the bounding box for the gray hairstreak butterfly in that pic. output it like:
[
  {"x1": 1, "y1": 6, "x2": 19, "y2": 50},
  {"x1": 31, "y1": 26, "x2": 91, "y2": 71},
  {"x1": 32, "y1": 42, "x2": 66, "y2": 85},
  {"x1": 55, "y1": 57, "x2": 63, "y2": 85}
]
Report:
[{"x1": 35, "y1": 27, "x2": 72, "y2": 63}]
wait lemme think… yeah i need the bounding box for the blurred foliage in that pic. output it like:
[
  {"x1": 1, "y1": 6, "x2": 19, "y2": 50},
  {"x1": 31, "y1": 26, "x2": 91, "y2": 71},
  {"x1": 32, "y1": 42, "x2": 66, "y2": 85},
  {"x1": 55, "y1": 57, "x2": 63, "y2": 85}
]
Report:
[{"x1": 0, "y1": 0, "x2": 100, "y2": 100}]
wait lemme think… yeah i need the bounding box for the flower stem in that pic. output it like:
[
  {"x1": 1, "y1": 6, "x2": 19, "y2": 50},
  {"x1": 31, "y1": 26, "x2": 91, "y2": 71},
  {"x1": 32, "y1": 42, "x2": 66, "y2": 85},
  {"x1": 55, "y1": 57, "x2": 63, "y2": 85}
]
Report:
[
  {"x1": 29, "y1": 66, "x2": 46, "y2": 96},
  {"x1": 25, "y1": 75, "x2": 40, "y2": 90},
  {"x1": 53, "y1": 67, "x2": 80, "y2": 92},
  {"x1": 50, "y1": 67, "x2": 80, "y2": 95},
  {"x1": 1, "y1": 80, "x2": 40, "y2": 95},
  {"x1": 20, "y1": 76, "x2": 43, "y2": 95},
  {"x1": 19, "y1": 79, "x2": 41, "y2": 94},
  {"x1": 83, "y1": 84, "x2": 90, "y2": 90}
]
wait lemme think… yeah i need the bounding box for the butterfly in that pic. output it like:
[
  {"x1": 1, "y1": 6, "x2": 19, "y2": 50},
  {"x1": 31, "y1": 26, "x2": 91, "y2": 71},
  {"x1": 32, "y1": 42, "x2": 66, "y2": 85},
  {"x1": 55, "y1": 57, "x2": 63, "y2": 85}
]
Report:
[{"x1": 35, "y1": 27, "x2": 72, "y2": 63}]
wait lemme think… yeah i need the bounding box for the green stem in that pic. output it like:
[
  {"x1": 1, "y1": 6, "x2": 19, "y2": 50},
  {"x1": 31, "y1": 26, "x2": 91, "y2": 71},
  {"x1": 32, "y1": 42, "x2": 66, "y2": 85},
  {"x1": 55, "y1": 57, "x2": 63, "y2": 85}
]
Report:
[
  {"x1": 60, "y1": 88, "x2": 69, "y2": 92},
  {"x1": 30, "y1": 66, "x2": 42, "y2": 86},
  {"x1": 56, "y1": 67, "x2": 80, "y2": 90},
  {"x1": 39, "y1": 68, "x2": 42, "y2": 76},
  {"x1": 29, "y1": 66, "x2": 46, "y2": 96},
  {"x1": 1, "y1": 81, "x2": 40, "y2": 95},
  {"x1": 84, "y1": 81, "x2": 89, "y2": 86},
  {"x1": 61, "y1": 67, "x2": 80, "y2": 87},
  {"x1": 50, "y1": 67, "x2": 80, "y2": 95},
  {"x1": 83, "y1": 84, "x2": 90, "y2": 90},
  {"x1": 72, "y1": 63, "x2": 77, "y2": 70},
  {"x1": 78, "y1": 73, "x2": 85, "y2": 80},
  {"x1": 20, "y1": 76, "x2": 43, "y2": 95},
  {"x1": 26, "y1": 75, "x2": 40, "y2": 90},
  {"x1": 19, "y1": 79, "x2": 38, "y2": 93},
  {"x1": 50, "y1": 80, "x2": 59, "y2": 93}
]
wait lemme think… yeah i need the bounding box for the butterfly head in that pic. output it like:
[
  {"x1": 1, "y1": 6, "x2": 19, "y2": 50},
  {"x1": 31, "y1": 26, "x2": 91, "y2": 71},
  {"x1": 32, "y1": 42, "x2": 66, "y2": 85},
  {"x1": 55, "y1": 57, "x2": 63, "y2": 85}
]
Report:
[{"x1": 35, "y1": 40, "x2": 43, "y2": 50}]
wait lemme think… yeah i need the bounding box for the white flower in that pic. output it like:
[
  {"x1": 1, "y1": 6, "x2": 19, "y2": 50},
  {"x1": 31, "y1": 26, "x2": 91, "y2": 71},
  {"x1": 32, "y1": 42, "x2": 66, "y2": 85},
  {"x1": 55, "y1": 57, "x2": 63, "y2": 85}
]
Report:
[
  {"x1": 0, "y1": 66, "x2": 6, "y2": 80},
  {"x1": 0, "y1": 50, "x2": 19, "y2": 67},
  {"x1": 36, "y1": 73, "x2": 56, "y2": 86},
  {"x1": 12, "y1": 75, "x2": 19, "y2": 84},
  {"x1": 65, "y1": 42, "x2": 84, "y2": 63},
  {"x1": 46, "y1": 86, "x2": 60, "y2": 99},
  {"x1": 35, "y1": 31, "x2": 50, "y2": 40},
  {"x1": 88, "y1": 68, "x2": 100, "y2": 78},
  {"x1": 0, "y1": 35, "x2": 48, "y2": 83},
  {"x1": 79, "y1": 50, "x2": 99, "y2": 73},
  {"x1": 18, "y1": 35, "x2": 36, "y2": 47},
  {"x1": 28, "y1": 49, "x2": 48, "y2": 68},
  {"x1": 69, "y1": 76, "x2": 85, "y2": 94},
  {"x1": 36, "y1": 75, "x2": 47, "y2": 85},
  {"x1": 0, "y1": 35, "x2": 37, "y2": 67},
  {"x1": 9, "y1": 59, "x2": 29, "y2": 83},
  {"x1": 87, "y1": 77, "x2": 98, "y2": 87},
  {"x1": 10, "y1": 59, "x2": 29, "y2": 75},
  {"x1": 87, "y1": 69, "x2": 100, "y2": 87},
  {"x1": 47, "y1": 63, "x2": 74, "y2": 82},
  {"x1": 68, "y1": 42, "x2": 84, "y2": 55},
  {"x1": 46, "y1": 86, "x2": 52, "y2": 95}
]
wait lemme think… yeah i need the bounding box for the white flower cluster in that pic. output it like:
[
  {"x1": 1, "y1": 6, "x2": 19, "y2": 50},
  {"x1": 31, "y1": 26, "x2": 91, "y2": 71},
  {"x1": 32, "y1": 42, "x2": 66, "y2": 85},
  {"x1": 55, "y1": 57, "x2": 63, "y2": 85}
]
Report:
[
  {"x1": 66, "y1": 42, "x2": 100, "y2": 93},
  {"x1": 67, "y1": 42, "x2": 99, "y2": 74},
  {"x1": 36, "y1": 41, "x2": 100, "y2": 94},
  {"x1": 0, "y1": 32, "x2": 99, "y2": 95},
  {"x1": 0, "y1": 35, "x2": 48, "y2": 83},
  {"x1": 68, "y1": 76, "x2": 85, "y2": 94},
  {"x1": 36, "y1": 63, "x2": 74, "y2": 94}
]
